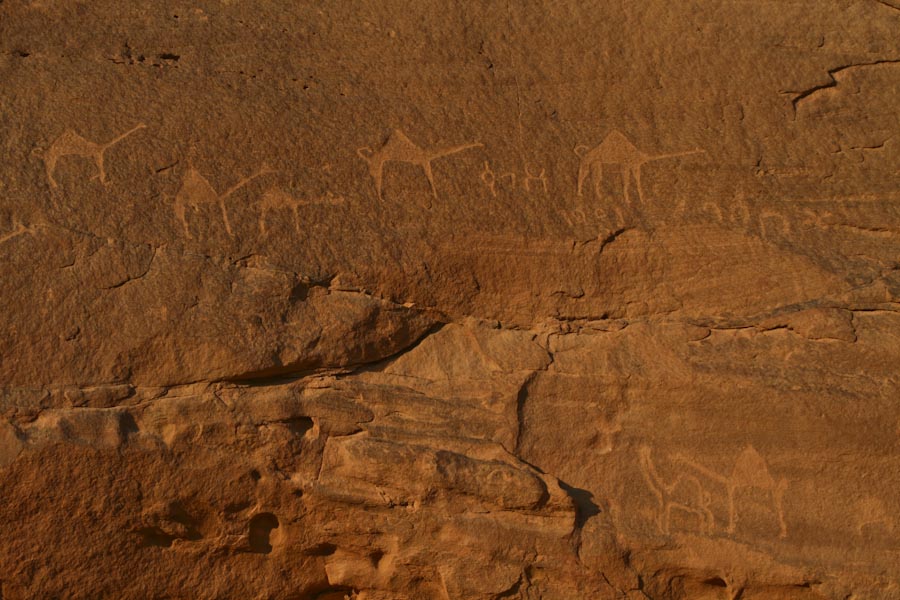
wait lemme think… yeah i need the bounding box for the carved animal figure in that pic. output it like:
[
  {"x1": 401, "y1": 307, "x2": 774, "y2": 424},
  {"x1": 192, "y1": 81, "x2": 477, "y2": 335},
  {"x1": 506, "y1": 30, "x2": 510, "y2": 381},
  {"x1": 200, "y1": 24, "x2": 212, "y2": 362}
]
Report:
[
  {"x1": 174, "y1": 165, "x2": 274, "y2": 238},
  {"x1": 853, "y1": 496, "x2": 895, "y2": 536},
  {"x1": 675, "y1": 445, "x2": 788, "y2": 539},
  {"x1": 638, "y1": 446, "x2": 715, "y2": 535},
  {"x1": 35, "y1": 123, "x2": 146, "y2": 188},
  {"x1": 575, "y1": 130, "x2": 704, "y2": 203},
  {"x1": 357, "y1": 129, "x2": 481, "y2": 201},
  {"x1": 258, "y1": 188, "x2": 344, "y2": 234}
]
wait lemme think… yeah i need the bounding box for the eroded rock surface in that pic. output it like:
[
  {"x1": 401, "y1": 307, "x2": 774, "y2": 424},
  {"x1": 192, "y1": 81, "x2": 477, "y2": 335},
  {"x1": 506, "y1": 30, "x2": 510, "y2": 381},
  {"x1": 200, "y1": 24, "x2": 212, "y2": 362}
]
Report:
[{"x1": 1, "y1": 1, "x2": 899, "y2": 598}]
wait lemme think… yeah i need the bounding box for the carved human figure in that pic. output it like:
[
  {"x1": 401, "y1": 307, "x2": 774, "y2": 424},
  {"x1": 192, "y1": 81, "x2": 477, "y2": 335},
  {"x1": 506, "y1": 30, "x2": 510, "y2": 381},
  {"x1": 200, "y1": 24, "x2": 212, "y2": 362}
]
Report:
[
  {"x1": 174, "y1": 164, "x2": 274, "y2": 238},
  {"x1": 638, "y1": 446, "x2": 715, "y2": 535},
  {"x1": 523, "y1": 165, "x2": 549, "y2": 193},
  {"x1": 481, "y1": 161, "x2": 548, "y2": 196},
  {"x1": 35, "y1": 123, "x2": 146, "y2": 188},
  {"x1": 575, "y1": 130, "x2": 704, "y2": 203},
  {"x1": 357, "y1": 129, "x2": 481, "y2": 201}
]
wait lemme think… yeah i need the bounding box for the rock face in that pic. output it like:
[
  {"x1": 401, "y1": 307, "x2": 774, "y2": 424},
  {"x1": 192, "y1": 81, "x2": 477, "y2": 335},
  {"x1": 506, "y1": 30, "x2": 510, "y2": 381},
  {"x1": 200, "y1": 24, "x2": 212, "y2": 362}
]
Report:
[{"x1": 1, "y1": 1, "x2": 899, "y2": 598}]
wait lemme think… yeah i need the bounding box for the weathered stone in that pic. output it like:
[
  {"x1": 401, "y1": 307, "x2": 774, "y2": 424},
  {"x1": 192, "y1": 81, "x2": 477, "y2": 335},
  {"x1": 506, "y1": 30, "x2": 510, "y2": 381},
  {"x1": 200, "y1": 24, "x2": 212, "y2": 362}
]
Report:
[{"x1": 1, "y1": 1, "x2": 899, "y2": 598}]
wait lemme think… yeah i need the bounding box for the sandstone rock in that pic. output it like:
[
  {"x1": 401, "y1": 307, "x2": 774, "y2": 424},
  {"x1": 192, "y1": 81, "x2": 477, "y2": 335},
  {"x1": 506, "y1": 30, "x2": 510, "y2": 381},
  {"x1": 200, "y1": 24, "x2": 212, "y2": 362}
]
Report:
[{"x1": 1, "y1": 1, "x2": 899, "y2": 598}]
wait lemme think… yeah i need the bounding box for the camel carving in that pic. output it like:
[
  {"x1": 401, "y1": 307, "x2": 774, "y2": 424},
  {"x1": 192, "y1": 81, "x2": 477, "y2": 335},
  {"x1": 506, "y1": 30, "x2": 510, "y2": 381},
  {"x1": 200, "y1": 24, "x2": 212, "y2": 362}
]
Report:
[
  {"x1": 174, "y1": 165, "x2": 274, "y2": 238},
  {"x1": 35, "y1": 123, "x2": 146, "y2": 188},
  {"x1": 674, "y1": 445, "x2": 788, "y2": 539},
  {"x1": 575, "y1": 130, "x2": 704, "y2": 202},
  {"x1": 638, "y1": 446, "x2": 715, "y2": 535},
  {"x1": 853, "y1": 496, "x2": 895, "y2": 536},
  {"x1": 357, "y1": 129, "x2": 481, "y2": 201},
  {"x1": 258, "y1": 188, "x2": 344, "y2": 234}
]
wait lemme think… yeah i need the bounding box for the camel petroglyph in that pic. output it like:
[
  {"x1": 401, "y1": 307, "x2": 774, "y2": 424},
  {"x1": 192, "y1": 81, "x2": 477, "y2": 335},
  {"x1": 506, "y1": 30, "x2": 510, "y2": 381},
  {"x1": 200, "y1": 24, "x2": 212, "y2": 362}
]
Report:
[
  {"x1": 575, "y1": 130, "x2": 704, "y2": 203},
  {"x1": 357, "y1": 129, "x2": 481, "y2": 201},
  {"x1": 35, "y1": 123, "x2": 147, "y2": 188}
]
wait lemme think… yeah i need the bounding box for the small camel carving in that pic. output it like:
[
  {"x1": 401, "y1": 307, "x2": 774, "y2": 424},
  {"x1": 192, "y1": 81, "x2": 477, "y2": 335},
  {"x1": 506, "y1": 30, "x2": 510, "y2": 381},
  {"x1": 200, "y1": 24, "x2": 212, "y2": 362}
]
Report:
[
  {"x1": 258, "y1": 188, "x2": 344, "y2": 234},
  {"x1": 174, "y1": 165, "x2": 274, "y2": 238},
  {"x1": 575, "y1": 130, "x2": 704, "y2": 203},
  {"x1": 34, "y1": 123, "x2": 146, "y2": 188},
  {"x1": 357, "y1": 129, "x2": 481, "y2": 201},
  {"x1": 639, "y1": 446, "x2": 715, "y2": 535},
  {"x1": 853, "y1": 496, "x2": 895, "y2": 536},
  {"x1": 675, "y1": 445, "x2": 788, "y2": 539}
]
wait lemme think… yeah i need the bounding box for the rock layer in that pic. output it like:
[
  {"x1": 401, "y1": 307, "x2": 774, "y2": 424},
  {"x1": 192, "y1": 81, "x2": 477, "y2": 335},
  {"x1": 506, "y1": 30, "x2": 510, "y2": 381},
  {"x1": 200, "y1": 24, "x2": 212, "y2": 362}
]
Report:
[{"x1": 1, "y1": 1, "x2": 900, "y2": 598}]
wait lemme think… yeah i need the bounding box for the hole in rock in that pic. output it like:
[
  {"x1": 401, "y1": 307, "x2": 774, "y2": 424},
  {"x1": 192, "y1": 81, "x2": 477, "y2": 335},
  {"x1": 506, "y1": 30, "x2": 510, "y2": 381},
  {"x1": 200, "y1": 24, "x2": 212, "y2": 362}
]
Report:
[
  {"x1": 135, "y1": 527, "x2": 175, "y2": 548},
  {"x1": 282, "y1": 416, "x2": 314, "y2": 437},
  {"x1": 248, "y1": 512, "x2": 279, "y2": 554},
  {"x1": 118, "y1": 412, "x2": 139, "y2": 438},
  {"x1": 304, "y1": 542, "x2": 337, "y2": 556}
]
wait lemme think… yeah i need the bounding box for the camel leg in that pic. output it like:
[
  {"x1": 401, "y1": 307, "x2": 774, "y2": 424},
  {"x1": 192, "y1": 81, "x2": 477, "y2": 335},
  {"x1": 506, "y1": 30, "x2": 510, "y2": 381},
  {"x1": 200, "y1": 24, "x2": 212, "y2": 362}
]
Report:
[
  {"x1": 95, "y1": 152, "x2": 108, "y2": 185},
  {"x1": 704, "y1": 509, "x2": 715, "y2": 535},
  {"x1": 727, "y1": 486, "x2": 736, "y2": 534},
  {"x1": 773, "y1": 485, "x2": 787, "y2": 539},
  {"x1": 423, "y1": 162, "x2": 439, "y2": 199},
  {"x1": 175, "y1": 203, "x2": 192, "y2": 239},
  {"x1": 632, "y1": 166, "x2": 644, "y2": 205},
  {"x1": 577, "y1": 162, "x2": 588, "y2": 197},
  {"x1": 292, "y1": 204, "x2": 302, "y2": 234},
  {"x1": 662, "y1": 502, "x2": 672, "y2": 534},
  {"x1": 45, "y1": 157, "x2": 59, "y2": 189},
  {"x1": 373, "y1": 162, "x2": 384, "y2": 201},
  {"x1": 592, "y1": 162, "x2": 603, "y2": 201},
  {"x1": 219, "y1": 199, "x2": 233, "y2": 236},
  {"x1": 258, "y1": 207, "x2": 269, "y2": 235}
]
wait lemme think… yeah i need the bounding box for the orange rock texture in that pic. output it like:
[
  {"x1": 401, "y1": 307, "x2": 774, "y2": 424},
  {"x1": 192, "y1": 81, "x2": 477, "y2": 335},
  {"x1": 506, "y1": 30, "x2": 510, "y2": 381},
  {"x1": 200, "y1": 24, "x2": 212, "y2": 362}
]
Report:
[{"x1": 1, "y1": 2, "x2": 900, "y2": 598}]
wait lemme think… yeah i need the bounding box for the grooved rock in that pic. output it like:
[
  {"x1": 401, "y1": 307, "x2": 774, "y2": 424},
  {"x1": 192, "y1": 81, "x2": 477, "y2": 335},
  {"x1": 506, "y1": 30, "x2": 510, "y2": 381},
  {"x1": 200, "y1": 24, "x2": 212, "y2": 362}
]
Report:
[{"x1": 1, "y1": 1, "x2": 899, "y2": 599}]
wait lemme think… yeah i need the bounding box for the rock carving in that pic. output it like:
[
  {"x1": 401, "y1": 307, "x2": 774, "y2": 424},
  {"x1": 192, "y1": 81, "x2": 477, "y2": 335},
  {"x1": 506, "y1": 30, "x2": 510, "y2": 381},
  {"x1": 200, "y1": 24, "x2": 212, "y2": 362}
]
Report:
[
  {"x1": 674, "y1": 445, "x2": 788, "y2": 539},
  {"x1": 35, "y1": 123, "x2": 147, "y2": 188},
  {"x1": 357, "y1": 129, "x2": 481, "y2": 200},
  {"x1": 639, "y1": 445, "x2": 715, "y2": 535},
  {"x1": 575, "y1": 130, "x2": 704, "y2": 203},
  {"x1": 174, "y1": 164, "x2": 275, "y2": 238},
  {"x1": 258, "y1": 188, "x2": 345, "y2": 234}
]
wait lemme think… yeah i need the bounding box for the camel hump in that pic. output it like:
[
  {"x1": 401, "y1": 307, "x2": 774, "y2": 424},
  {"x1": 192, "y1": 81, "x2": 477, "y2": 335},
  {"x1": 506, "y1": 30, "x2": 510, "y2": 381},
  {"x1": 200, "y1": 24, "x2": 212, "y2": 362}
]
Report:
[
  {"x1": 179, "y1": 168, "x2": 217, "y2": 200},
  {"x1": 389, "y1": 129, "x2": 416, "y2": 146},
  {"x1": 731, "y1": 446, "x2": 772, "y2": 488},
  {"x1": 597, "y1": 130, "x2": 640, "y2": 162},
  {"x1": 604, "y1": 130, "x2": 632, "y2": 145}
]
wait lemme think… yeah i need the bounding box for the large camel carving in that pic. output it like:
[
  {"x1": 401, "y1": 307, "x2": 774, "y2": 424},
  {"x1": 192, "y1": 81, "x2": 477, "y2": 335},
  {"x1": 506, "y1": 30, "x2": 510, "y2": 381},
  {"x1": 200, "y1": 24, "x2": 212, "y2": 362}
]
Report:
[
  {"x1": 674, "y1": 445, "x2": 788, "y2": 539},
  {"x1": 357, "y1": 129, "x2": 481, "y2": 201},
  {"x1": 575, "y1": 130, "x2": 704, "y2": 203}
]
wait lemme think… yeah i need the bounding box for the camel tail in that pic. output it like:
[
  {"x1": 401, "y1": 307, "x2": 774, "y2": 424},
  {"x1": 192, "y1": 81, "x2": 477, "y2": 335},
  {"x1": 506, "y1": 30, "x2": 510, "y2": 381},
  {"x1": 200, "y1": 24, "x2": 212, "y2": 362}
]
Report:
[
  {"x1": 106, "y1": 123, "x2": 147, "y2": 148},
  {"x1": 430, "y1": 142, "x2": 482, "y2": 160}
]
